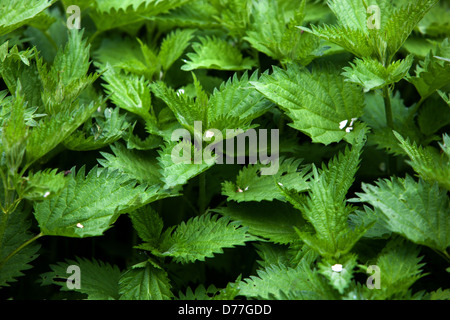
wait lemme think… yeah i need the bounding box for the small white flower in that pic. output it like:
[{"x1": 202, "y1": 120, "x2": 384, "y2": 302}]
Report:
[
  {"x1": 331, "y1": 264, "x2": 343, "y2": 272},
  {"x1": 277, "y1": 182, "x2": 284, "y2": 187},
  {"x1": 176, "y1": 88, "x2": 185, "y2": 97},
  {"x1": 345, "y1": 127, "x2": 354, "y2": 133},
  {"x1": 43, "y1": 191, "x2": 51, "y2": 198},
  {"x1": 76, "y1": 223, "x2": 84, "y2": 229},
  {"x1": 244, "y1": 186, "x2": 249, "y2": 191}
]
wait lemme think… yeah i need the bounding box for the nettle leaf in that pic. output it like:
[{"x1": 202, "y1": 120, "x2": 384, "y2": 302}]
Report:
[
  {"x1": 33, "y1": 166, "x2": 164, "y2": 238},
  {"x1": 98, "y1": 142, "x2": 162, "y2": 186},
  {"x1": 25, "y1": 97, "x2": 101, "y2": 165},
  {"x1": 282, "y1": 132, "x2": 370, "y2": 258},
  {"x1": 244, "y1": 0, "x2": 325, "y2": 65},
  {"x1": 129, "y1": 205, "x2": 163, "y2": 246},
  {"x1": 214, "y1": 201, "x2": 307, "y2": 245},
  {"x1": 221, "y1": 158, "x2": 310, "y2": 202},
  {"x1": 394, "y1": 132, "x2": 450, "y2": 191},
  {"x1": 119, "y1": 262, "x2": 173, "y2": 300},
  {"x1": 40, "y1": 257, "x2": 121, "y2": 300},
  {"x1": 318, "y1": 254, "x2": 357, "y2": 294},
  {"x1": 355, "y1": 175, "x2": 450, "y2": 254},
  {"x1": 342, "y1": 55, "x2": 414, "y2": 92},
  {"x1": 253, "y1": 63, "x2": 365, "y2": 146},
  {"x1": 158, "y1": 28, "x2": 195, "y2": 71},
  {"x1": 207, "y1": 71, "x2": 273, "y2": 131},
  {"x1": 89, "y1": 0, "x2": 189, "y2": 32},
  {"x1": 407, "y1": 39, "x2": 450, "y2": 100},
  {"x1": 0, "y1": 44, "x2": 43, "y2": 108},
  {"x1": 155, "y1": 213, "x2": 256, "y2": 263},
  {"x1": 94, "y1": 37, "x2": 152, "y2": 77},
  {"x1": 38, "y1": 29, "x2": 98, "y2": 115},
  {"x1": 363, "y1": 239, "x2": 426, "y2": 300},
  {"x1": 362, "y1": 91, "x2": 423, "y2": 155},
  {"x1": 152, "y1": 71, "x2": 273, "y2": 135},
  {"x1": 63, "y1": 107, "x2": 130, "y2": 151},
  {"x1": 300, "y1": 0, "x2": 439, "y2": 61},
  {"x1": 0, "y1": 206, "x2": 40, "y2": 288},
  {"x1": 157, "y1": 140, "x2": 214, "y2": 189},
  {"x1": 101, "y1": 65, "x2": 154, "y2": 122},
  {"x1": 20, "y1": 168, "x2": 67, "y2": 201},
  {"x1": 238, "y1": 260, "x2": 335, "y2": 300},
  {"x1": 0, "y1": 0, "x2": 56, "y2": 36},
  {"x1": 181, "y1": 36, "x2": 256, "y2": 71}
]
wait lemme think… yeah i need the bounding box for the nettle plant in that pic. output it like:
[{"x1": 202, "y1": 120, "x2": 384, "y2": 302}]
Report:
[{"x1": 0, "y1": 0, "x2": 449, "y2": 300}]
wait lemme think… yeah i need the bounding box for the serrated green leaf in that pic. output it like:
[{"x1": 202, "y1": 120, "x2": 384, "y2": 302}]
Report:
[
  {"x1": 221, "y1": 158, "x2": 310, "y2": 202},
  {"x1": 238, "y1": 260, "x2": 335, "y2": 300},
  {"x1": 101, "y1": 65, "x2": 154, "y2": 122},
  {"x1": 356, "y1": 176, "x2": 450, "y2": 254},
  {"x1": 119, "y1": 262, "x2": 173, "y2": 300},
  {"x1": 20, "y1": 168, "x2": 67, "y2": 201},
  {"x1": 0, "y1": 206, "x2": 40, "y2": 288},
  {"x1": 318, "y1": 254, "x2": 357, "y2": 294},
  {"x1": 0, "y1": 0, "x2": 56, "y2": 36},
  {"x1": 394, "y1": 132, "x2": 450, "y2": 191},
  {"x1": 214, "y1": 201, "x2": 306, "y2": 244},
  {"x1": 158, "y1": 28, "x2": 195, "y2": 71},
  {"x1": 342, "y1": 55, "x2": 414, "y2": 92},
  {"x1": 33, "y1": 166, "x2": 166, "y2": 238},
  {"x1": 181, "y1": 36, "x2": 256, "y2": 71},
  {"x1": 129, "y1": 205, "x2": 163, "y2": 246},
  {"x1": 63, "y1": 107, "x2": 130, "y2": 151},
  {"x1": 155, "y1": 213, "x2": 256, "y2": 263},
  {"x1": 407, "y1": 38, "x2": 450, "y2": 100},
  {"x1": 98, "y1": 142, "x2": 162, "y2": 185},
  {"x1": 40, "y1": 257, "x2": 121, "y2": 300},
  {"x1": 253, "y1": 63, "x2": 365, "y2": 145}
]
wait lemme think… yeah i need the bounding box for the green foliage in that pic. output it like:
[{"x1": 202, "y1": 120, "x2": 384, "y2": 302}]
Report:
[
  {"x1": 253, "y1": 63, "x2": 366, "y2": 145},
  {"x1": 182, "y1": 36, "x2": 256, "y2": 71},
  {"x1": 0, "y1": 0, "x2": 448, "y2": 302}
]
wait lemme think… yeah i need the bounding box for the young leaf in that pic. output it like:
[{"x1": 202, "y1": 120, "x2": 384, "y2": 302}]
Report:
[
  {"x1": 156, "y1": 213, "x2": 256, "y2": 263},
  {"x1": 342, "y1": 55, "x2": 414, "y2": 92},
  {"x1": 158, "y1": 28, "x2": 195, "y2": 71},
  {"x1": 101, "y1": 65, "x2": 154, "y2": 122},
  {"x1": 407, "y1": 39, "x2": 450, "y2": 101},
  {"x1": 394, "y1": 132, "x2": 450, "y2": 191},
  {"x1": 221, "y1": 158, "x2": 310, "y2": 203},
  {"x1": 181, "y1": 36, "x2": 256, "y2": 71}
]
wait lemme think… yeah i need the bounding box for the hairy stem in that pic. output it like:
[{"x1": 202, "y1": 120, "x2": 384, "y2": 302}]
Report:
[
  {"x1": 198, "y1": 172, "x2": 207, "y2": 214},
  {"x1": 0, "y1": 232, "x2": 43, "y2": 269},
  {"x1": 383, "y1": 86, "x2": 394, "y2": 129}
]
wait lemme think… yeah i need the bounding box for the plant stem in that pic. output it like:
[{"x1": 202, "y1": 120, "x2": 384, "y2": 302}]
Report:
[
  {"x1": 383, "y1": 86, "x2": 394, "y2": 129},
  {"x1": 0, "y1": 232, "x2": 44, "y2": 269},
  {"x1": 198, "y1": 172, "x2": 207, "y2": 215}
]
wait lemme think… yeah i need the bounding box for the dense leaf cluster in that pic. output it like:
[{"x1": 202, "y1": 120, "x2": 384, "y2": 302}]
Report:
[{"x1": 0, "y1": 0, "x2": 448, "y2": 300}]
